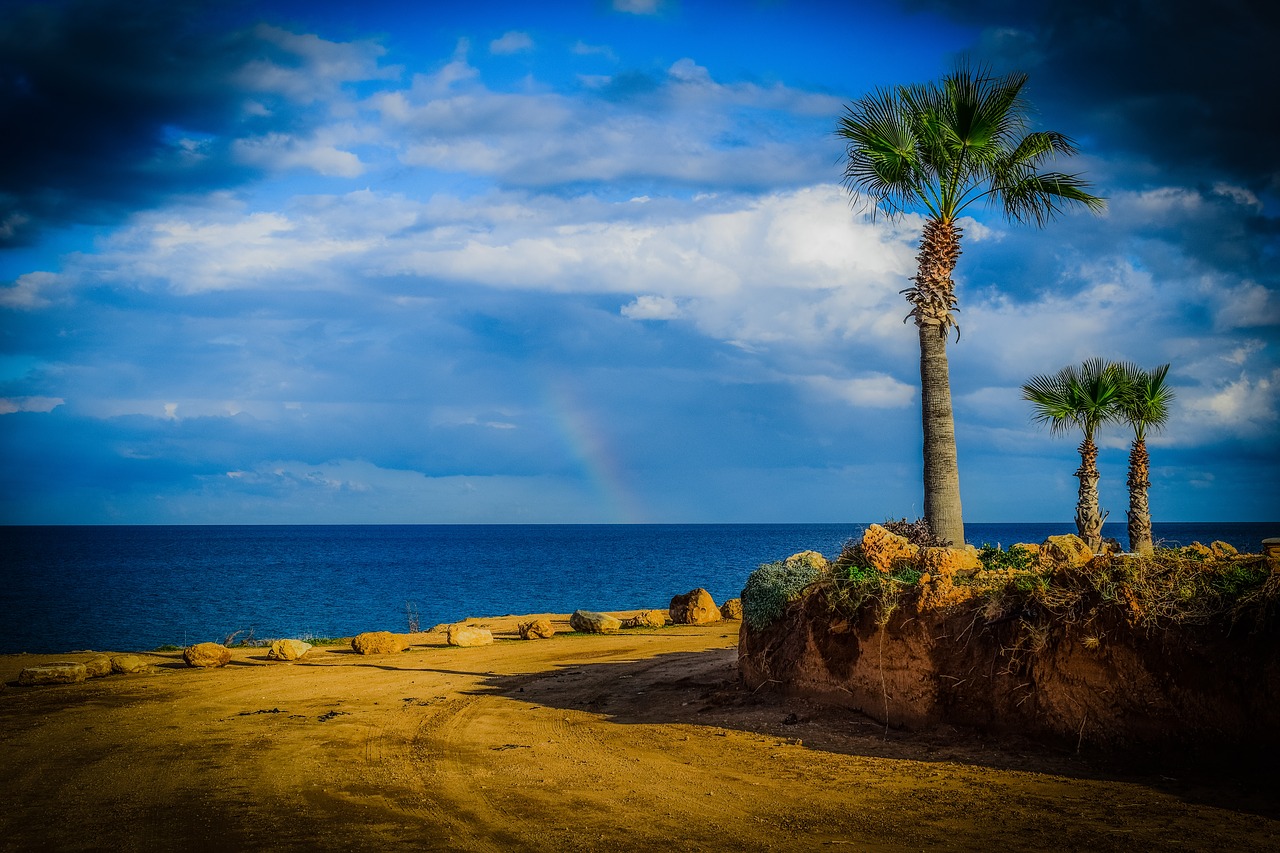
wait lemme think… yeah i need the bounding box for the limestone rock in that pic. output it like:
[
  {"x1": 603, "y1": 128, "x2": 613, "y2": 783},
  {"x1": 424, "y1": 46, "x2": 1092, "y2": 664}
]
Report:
[
  {"x1": 570, "y1": 609, "x2": 622, "y2": 633},
  {"x1": 783, "y1": 551, "x2": 829, "y2": 572},
  {"x1": 1210, "y1": 540, "x2": 1238, "y2": 558},
  {"x1": 669, "y1": 588, "x2": 722, "y2": 625},
  {"x1": 447, "y1": 624, "x2": 494, "y2": 647},
  {"x1": 622, "y1": 609, "x2": 668, "y2": 629},
  {"x1": 267, "y1": 639, "x2": 313, "y2": 661},
  {"x1": 183, "y1": 642, "x2": 232, "y2": 668},
  {"x1": 18, "y1": 662, "x2": 87, "y2": 686},
  {"x1": 518, "y1": 619, "x2": 556, "y2": 640},
  {"x1": 1012, "y1": 543, "x2": 1040, "y2": 555},
  {"x1": 1040, "y1": 534, "x2": 1093, "y2": 570},
  {"x1": 918, "y1": 546, "x2": 982, "y2": 578},
  {"x1": 110, "y1": 654, "x2": 153, "y2": 674},
  {"x1": 83, "y1": 655, "x2": 113, "y2": 678},
  {"x1": 719, "y1": 598, "x2": 743, "y2": 620},
  {"x1": 861, "y1": 524, "x2": 919, "y2": 573},
  {"x1": 1183, "y1": 542, "x2": 1213, "y2": 559},
  {"x1": 351, "y1": 631, "x2": 407, "y2": 655}
]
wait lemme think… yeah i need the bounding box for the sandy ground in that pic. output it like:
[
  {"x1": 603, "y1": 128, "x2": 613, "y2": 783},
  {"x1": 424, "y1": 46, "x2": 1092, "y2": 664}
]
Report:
[{"x1": 1, "y1": 613, "x2": 1277, "y2": 852}]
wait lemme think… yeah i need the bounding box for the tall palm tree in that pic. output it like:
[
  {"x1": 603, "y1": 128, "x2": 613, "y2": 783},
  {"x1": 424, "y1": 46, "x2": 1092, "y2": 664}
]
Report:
[
  {"x1": 1021, "y1": 358, "x2": 1126, "y2": 553},
  {"x1": 837, "y1": 64, "x2": 1105, "y2": 547},
  {"x1": 1116, "y1": 362, "x2": 1175, "y2": 555}
]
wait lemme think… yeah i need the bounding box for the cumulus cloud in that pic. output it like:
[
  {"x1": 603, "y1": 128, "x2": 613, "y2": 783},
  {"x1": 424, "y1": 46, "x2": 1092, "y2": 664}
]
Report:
[
  {"x1": 0, "y1": 396, "x2": 64, "y2": 414},
  {"x1": 489, "y1": 31, "x2": 533, "y2": 55},
  {"x1": 622, "y1": 295, "x2": 682, "y2": 320},
  {"x1": 0, "y1": 0, "x2": 396, "y2": 245}
]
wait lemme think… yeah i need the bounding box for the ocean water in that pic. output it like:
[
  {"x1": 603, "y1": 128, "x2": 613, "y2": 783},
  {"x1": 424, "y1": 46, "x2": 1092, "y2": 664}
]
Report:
[{"x1": 1, "y1": 522, "x2": 1275, "y2": 654}]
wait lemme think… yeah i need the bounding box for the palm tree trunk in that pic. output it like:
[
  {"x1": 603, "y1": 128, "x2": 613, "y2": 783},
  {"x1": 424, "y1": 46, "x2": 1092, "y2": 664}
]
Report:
[
  {"x1": 919, "y1": 324, "x2": 964, "y2": 546},
  {"x1": 1127, "y1": 438, "x2": 1153, "y2": 555},
  {"x1": 910, "y1": 219, "x2": 964, "y2": 547},
  {"x1": 1074, "y1": 437, "x2": 1106, "y2": 553}
]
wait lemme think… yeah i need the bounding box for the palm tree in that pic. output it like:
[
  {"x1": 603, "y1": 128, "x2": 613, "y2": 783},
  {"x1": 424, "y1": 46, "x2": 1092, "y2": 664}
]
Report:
[
  {"x1": 837, "y1": 64, "x2": 1105, "y2": 547},
  {"x1": 1116, "y1": 363, "x2": 1175, "y2": 555},
  {"x1": 1021, "y1": 358, "x2": 1126, "y2": 553}
]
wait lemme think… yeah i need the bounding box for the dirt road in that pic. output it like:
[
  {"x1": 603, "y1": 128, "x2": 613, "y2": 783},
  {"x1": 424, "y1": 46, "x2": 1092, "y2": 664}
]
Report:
[{"x1": 1, "y1": 615, "x2": 1276, "y2": 851}]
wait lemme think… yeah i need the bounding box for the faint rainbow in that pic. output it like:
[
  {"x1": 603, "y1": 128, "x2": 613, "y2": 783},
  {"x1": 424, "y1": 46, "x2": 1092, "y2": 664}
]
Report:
[{"x1": 541, "y1": 377, "x2": 647, "y2": 524}]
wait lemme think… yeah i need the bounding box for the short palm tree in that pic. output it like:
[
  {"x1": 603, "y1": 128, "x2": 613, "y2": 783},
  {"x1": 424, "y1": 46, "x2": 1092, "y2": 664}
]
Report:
[
  {"x1": 1116, "y1": 363, "x2": 1175, "y2": 555},
  {"x1": 1021, "y1": 358, "x2": 1126, "y2": 553},
  {"x1": 838, "y1": 64, "x2": 1105, "y2": 547}
]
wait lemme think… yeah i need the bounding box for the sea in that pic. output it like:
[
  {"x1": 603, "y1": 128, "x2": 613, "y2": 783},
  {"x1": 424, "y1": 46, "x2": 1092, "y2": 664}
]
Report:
[{"x1": 2, "y1": 522, "x2": 1275, "y2": 655}]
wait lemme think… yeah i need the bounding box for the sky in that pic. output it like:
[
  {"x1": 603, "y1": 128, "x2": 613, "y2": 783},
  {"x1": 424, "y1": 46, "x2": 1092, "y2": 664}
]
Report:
[{"x1": 1, "y1": 0, "x2": 1277, "y2": 526}]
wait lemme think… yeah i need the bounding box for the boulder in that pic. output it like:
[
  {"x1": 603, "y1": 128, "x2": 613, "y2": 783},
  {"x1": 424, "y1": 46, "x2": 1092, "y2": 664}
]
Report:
[
  {"x1": 351, "y1": 631, "x2": 407, "y2": 655},
  {"x1": 447, "y1": 624, "x2": 494, "y2": 647},
  {"x1": 719, "y1": 598, "x2": 744, "y2": 621},
  {"x1": 110, "y1": 654, "x2": 153, "y2": 674},
  {"x1": 83, "y1": 655, "x2": 113, "y2": 678},
  {"x1": 1040, "y1": 534, "x2": 1093, "y2": 570},
  {"x1": 918, "y1": 546, "x2": 982, "y2": 578},
  {"x1": 783, "y1": 551, "x2": 830, "y2": 572},
  {"x1": 18, "y1": 662, "x2": 87, "y2": 686},
  {"x1": 267, "y1": 639, "x2": 313, "y2": 661},
  {"x1": 622, "y1": 609, "x2": 668, "y2": 629},
  {"x1": 669, "y1": 589, "x2": 721, "y2": 625},
  {"x1": 860, "y1": 524, "x2": 919, "y2": 573},
  {"x1": 518, "y1": 619, "x2": 556, "y2": 640},
  {"x1": 182, "y1": 642, "x2": 232, "y2": 668},
  {"x1": 1210, "y1": 540, "x2": 1239, "y2": 558},
  {"x1": 570, "y1": 610, "x2": 622, "y2": 634}
]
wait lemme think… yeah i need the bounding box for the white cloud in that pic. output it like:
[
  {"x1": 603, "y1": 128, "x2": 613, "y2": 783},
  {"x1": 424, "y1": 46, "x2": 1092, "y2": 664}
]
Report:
[
  {"x1": 798, "y1": 373, "x2": 915, "y2": 408},
  {"x1": 490, "y1": 31, "x2": 534, "y2": 55},
  {"x1": 237, "y1": 24, "x2": 399, "y2": 104},
  {"x1": 613, "y1": 0, "x2": 661, "y2": 13},
  {"x1": 232, "y1": 132, "x2": 365, "y2": 177},
  {"x1": 622, "y1": 295, "x2": 681, "y2": 320},
  {"x1": 0, "y1": 271, "x2": 60, "y2": 309}
]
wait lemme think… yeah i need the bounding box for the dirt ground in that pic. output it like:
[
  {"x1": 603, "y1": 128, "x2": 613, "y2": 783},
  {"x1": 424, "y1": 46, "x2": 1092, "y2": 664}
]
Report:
[{"x1": 2, "y1": 614, "x2": 1277, "y2": 852}]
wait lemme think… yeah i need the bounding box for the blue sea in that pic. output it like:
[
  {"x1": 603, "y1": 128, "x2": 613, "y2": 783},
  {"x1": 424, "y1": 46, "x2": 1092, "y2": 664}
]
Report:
[{"x1": 2, "y1": 522, "x2": 1275, "y2": 654}]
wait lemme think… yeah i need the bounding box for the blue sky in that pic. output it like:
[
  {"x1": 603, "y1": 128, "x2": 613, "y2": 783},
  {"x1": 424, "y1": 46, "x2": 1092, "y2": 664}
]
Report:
[{"x1": 1, "y1": 0, "x2": 1277, "y2": 525}]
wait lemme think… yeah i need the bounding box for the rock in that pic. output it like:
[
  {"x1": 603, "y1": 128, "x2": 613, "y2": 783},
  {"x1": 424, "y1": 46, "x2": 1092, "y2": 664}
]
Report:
[
  {"x1": 783, "y1": 551, "x2": 829, "y2": 572},
  {"x1": 918, "y1": 547, "x2": 982, "y2": 578},
  {"x1": 18, "y1": 662, "x2": 87, "y2": 686},
  {"x1": 860, "y1": 524, "x2": 919, "y2": 573},
  {"x1": 447, "y1": 624, "x2": 494, "y2": 647},
  {"x1": 110, "y1": 654, "x2": 153, "y2": 674},
  {"x1": 1183, "y1": 542, "x2": 1213, "y2": 559},
  {"x1": 719, "y1": 598, "x2": 743, "y2": 620},
  {"x1": 570, "y1": 609, "x2": 622, "y2": 633},
  {"x1": 267, "y1": 639, "x2": 313, "y2": 661},
  {"x1": 1102, "y1": 537, "x2": 1124, "y2": 555},
  {"x1": 351, "y1": 631, "x2": 407, "y2": 655},
  {"x1": 622, "y1": 609, "x2": 668, "y2": 629},
  {"x1": 518, "y1": 619, "x2": 556, "y2": 640},
  {"x1": 182, "y1": 643, "x2": 232, "y2": 668},
  {"x1": 669, "y1": 589, "x2": 722, "y2": 625},
  {"x1": 1210, "y1": 540, "x2": 1238, "y2": 558},
  {"x1": 83, "y1": 655, "x2": 113, "y2": 678},
  {"x1": 1040, "y1": 534, "x2": 1093, "y2": 570},
  {"x1": 1012, "y1": 543, "x2": 1040, "y2": 555}
]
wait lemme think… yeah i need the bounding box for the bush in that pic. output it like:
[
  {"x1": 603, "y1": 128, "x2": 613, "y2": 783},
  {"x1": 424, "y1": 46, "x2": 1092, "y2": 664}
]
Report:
[
  {"x1": 978, "y1": 543, "x2": 1037, "y2": 573},
  {"x1": 880, "y1": 517, "x2": 950, "y2": 548},
  {"x1": 741, "y1": 559, "x2": 823, "y2": 631}
]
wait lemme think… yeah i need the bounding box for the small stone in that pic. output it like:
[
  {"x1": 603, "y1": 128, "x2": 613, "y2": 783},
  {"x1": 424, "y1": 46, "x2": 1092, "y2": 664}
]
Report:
[
  {"x1": 570, "y1": 610, "x2": 622, "y2": 634},
  {"x1": 183, "y1": 642, "x2": 232, "y2": 668},
  {"x1": 719, "y1": 598, "x2": 743, "y2": 621},
  {"x1": 669, "y1": 589, "x2": 721, "y2": 625},
  {"x1": 83, "y1": 655, "x2": 113, "y2": 678},
  {"x1": 1210, "y1": 540, "x2": 1238, "y2": 558},
  {"x1": 110, "y1": 654, "x2": 153, "y2": 674},
  {"x1": 267, "y1": 639, "x2": 313, "y2": 661},
  {"x1": 18, "y1": 662, "x2": 87, "y2": 686},
  {"x1": 351, "y1": 631, "x2": 408, "y2": 655},
  {"x1": 447, "y1": 625, "x2": 494, "y2": 647},
  {"x1": 518, "y1": 619, "x2": 556, "y2": 640},
  {"x1": 622, "y1": 609, "x2": 668, "y2": 629}
]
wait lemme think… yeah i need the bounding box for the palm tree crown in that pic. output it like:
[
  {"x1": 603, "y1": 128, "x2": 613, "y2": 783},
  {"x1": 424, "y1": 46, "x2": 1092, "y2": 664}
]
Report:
[
  {"x1": 1022, "y1": 357, "x2": 1126, "y2": 443},
  {"x1": 1116, "y1": 362, "x2": 1175, "y2": 441}
]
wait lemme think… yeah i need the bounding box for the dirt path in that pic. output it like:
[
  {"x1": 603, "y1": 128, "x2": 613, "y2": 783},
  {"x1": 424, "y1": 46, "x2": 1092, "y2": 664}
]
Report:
[{"x1": 1, "y1": 616, "x2": 1276, "y2": 851}]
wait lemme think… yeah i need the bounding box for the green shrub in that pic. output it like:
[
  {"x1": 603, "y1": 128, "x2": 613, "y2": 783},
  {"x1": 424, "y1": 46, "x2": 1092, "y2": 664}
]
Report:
[
  {"x1": 741, "y1": 559, "x2": 823, "y2": 631},
  {"x1": 978, "y1": 543, "x2": 1037, "y2": 573}
]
